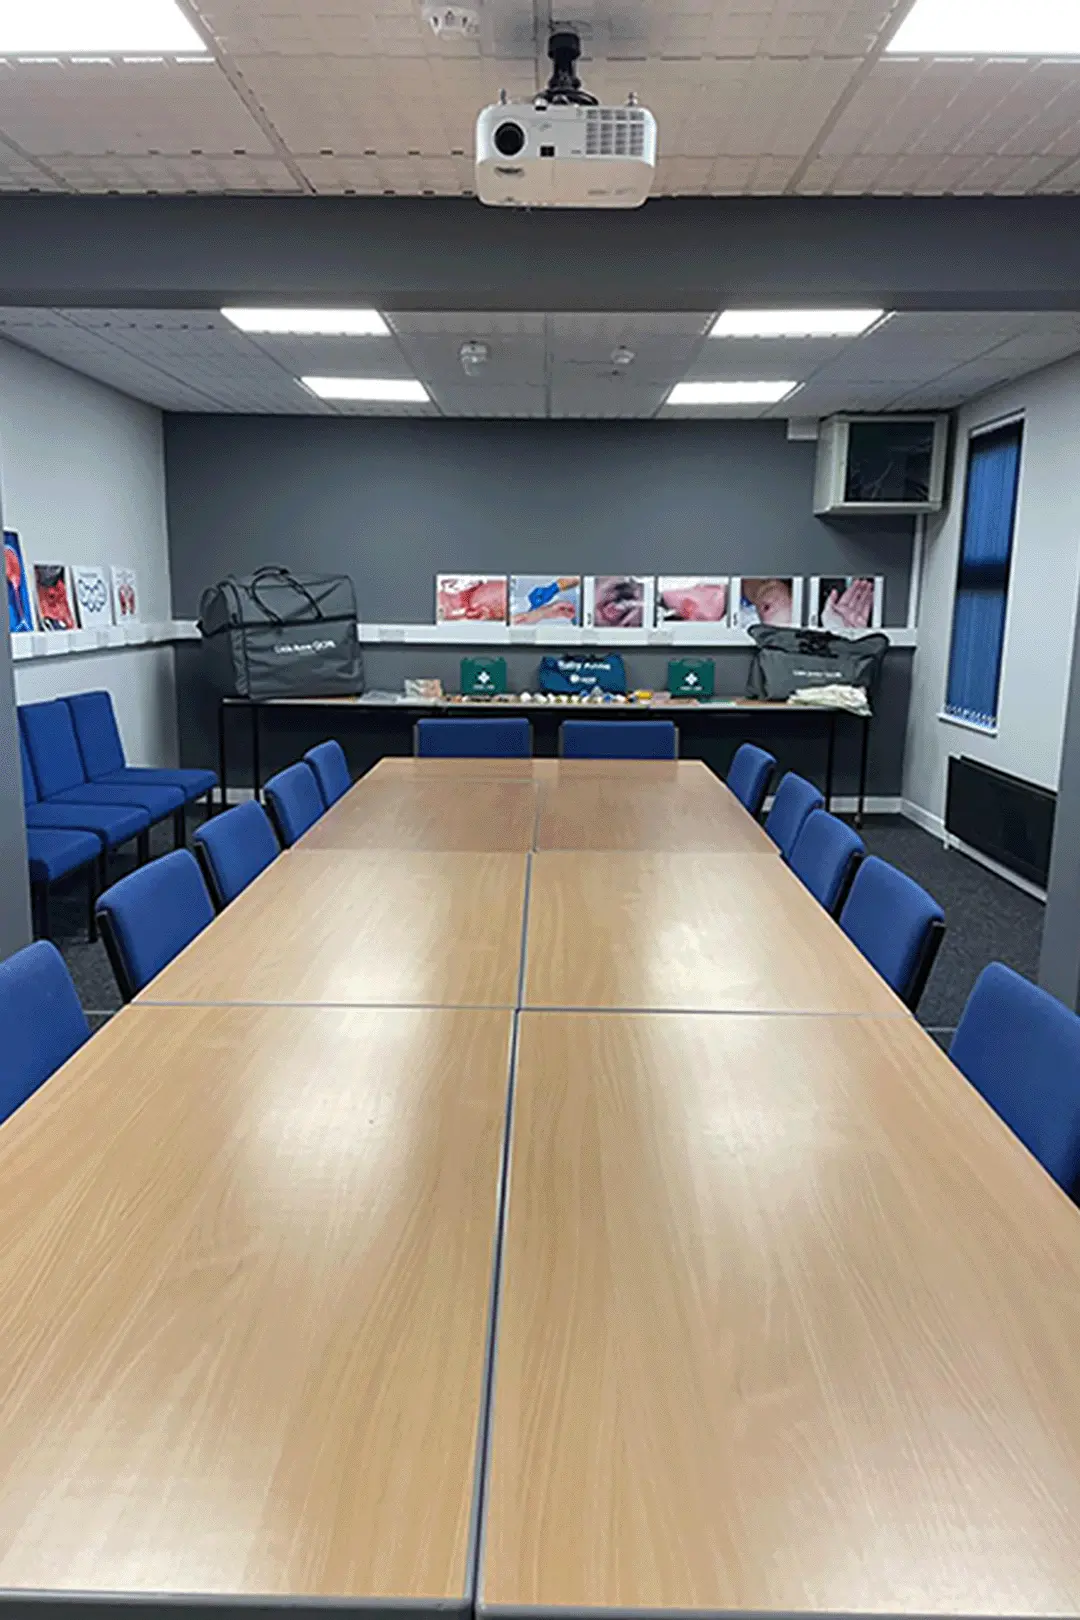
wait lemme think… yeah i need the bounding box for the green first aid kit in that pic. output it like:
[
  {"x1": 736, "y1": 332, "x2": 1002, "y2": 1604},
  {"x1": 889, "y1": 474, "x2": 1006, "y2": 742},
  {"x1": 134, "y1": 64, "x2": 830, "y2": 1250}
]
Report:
[
  {"x1": 668, "y1": 658, "x2": 715, "y2": 699},
  {"x1": 461, "y1": 656, "x2": 507, "y2": 697}
]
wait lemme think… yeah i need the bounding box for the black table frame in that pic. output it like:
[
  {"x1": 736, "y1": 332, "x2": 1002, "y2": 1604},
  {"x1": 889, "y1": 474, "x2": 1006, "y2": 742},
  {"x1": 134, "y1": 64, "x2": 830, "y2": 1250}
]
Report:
[{"x1": 218, "y1": 697, "x2": 872, "y2": 826}]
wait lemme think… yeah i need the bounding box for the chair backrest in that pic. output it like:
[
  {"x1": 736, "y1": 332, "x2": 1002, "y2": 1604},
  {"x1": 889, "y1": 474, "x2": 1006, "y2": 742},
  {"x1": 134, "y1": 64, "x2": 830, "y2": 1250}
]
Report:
[
  {"x1": 66, "y1": 690, "x2": 127, "y2": 779},
  {"x1": 19, "y1": 700, "x2": 89, "y2": 798},
  {"x1": 303, "y1": 739, "x2": 352, "y2": 807},
  {"x1": 0, "y1": 941, "x2": 90, "y2": 1123},
  {"x1": 840, "y1": 855, "x2": 945, "y2": 1010},
  {"x1": 193, "y1": 800, "x2": 280, "y2": 907},
  {"x1": 789, "y1": 809, "x2": 865, "y2": 915},
  {"x1": 560, "y1": 720, "x2": 677, "y2": 760},
  {"x1": 726, "y1": 743, "x2": 776, "y2": 817},
  {"x1": 96, "y1": 850, "x2": 215, "y2": 1000},
  {"x1": 415, "y1": 718, "x2": 532, "y2": 758},
  {"x1": 19, "y1": 727, "x2": 39, "y2": 806},
  {"x1": 263, "y1": 762, "x2": 325, "y2": 846},
  {"x1": 951, "y1": 964, "x2": 1080, "y2": 1193},
  {"x1": 765, "y1": 772, "x2": 825, "y2": 859}
]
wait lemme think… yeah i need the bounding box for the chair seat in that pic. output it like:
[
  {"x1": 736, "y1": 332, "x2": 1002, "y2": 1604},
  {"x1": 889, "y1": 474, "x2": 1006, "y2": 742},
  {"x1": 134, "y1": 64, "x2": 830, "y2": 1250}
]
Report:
[
  {"x1": 49, "y1": 781, "x2": 184, "y2": 818},
  {"x1": 98, "y1": 766, "x2": 218, "y2": 803},
  {"x1": 26, "y1": 827, "x2": 101, "y2": 883},
  {"x1": 25, "y1": 800, "x2": 144, "y2": 846}
]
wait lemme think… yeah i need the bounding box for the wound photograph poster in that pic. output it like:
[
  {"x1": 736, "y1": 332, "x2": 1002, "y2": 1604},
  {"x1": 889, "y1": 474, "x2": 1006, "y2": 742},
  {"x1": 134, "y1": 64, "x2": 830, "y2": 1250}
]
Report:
[
  {"x1": 655, "y1": 577, "x2": 729, "y2": 625},
  {"x1": 33, "y1": 563, "x2": 78, "y2": 631},
  {"x1": 509, "y1": 575, "x2": 581, "y2": 626},
  {"x1": 584, "y1": 575, "x2": 652, "y2": 630},
  {"x1": 4, "y1": 530, "x2": 33, "y2": 633},
  {"x1": 808, "y1": 576, "x2": 884, "y2": 631},
  {"x1": 732, "y1": 576, "x2": 803, "y2": 629},
  {"x1": 436, "y1": 574, "x2": 508, "y2": 623}
]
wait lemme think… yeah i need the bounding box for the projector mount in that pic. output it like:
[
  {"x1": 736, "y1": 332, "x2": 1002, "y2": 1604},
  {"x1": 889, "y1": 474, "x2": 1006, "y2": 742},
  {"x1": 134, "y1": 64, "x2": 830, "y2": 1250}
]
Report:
[{"x1": 534, "y1": 28, "x2": 598, "y2": 107}]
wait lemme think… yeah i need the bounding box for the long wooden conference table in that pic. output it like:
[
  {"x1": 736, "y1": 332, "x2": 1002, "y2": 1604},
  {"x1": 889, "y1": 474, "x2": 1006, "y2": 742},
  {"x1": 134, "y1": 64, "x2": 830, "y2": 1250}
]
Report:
[{"x1": 2, "y1": 758, "x2": 1080, "y2": 1620}]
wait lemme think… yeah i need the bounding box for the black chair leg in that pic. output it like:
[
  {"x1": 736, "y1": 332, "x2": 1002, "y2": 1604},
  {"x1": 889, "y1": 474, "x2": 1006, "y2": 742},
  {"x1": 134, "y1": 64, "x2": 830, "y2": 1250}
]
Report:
[
  {"x1": 173, "y1": 806, "x2": 186, "y2": 849},
  {"x1": 87, "y1": 862, "x2": 99, "y2": 944},
  {"x1": 205, "y1": 788, "x2": 216, "y2": 820},
  {"x1": 905, "y1": 918, "x2": 947, "y2": 1014},
  {"x1": 137, "y1": 829, "x2": 150, "y2": 866},
  {"x1": 33, "y1": 882, "x2": 50, "y2": 941}
]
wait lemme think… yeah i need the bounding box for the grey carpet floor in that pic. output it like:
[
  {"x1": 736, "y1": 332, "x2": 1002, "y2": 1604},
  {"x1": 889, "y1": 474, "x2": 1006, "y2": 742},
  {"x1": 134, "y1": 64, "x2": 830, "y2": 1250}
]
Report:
[{"x1": 43, "y1": 811, "x2": 1044, "y2": 1040}]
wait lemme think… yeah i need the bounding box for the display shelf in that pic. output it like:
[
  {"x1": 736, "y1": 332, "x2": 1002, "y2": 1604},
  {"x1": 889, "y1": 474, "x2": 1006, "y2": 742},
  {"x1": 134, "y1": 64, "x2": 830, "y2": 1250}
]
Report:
[
  {"x1": 357, "y1": 622, "x2": 918, "y2": 650},
  {"x1": 10, "y1": 620, "x2": 202, "y2": 662}
]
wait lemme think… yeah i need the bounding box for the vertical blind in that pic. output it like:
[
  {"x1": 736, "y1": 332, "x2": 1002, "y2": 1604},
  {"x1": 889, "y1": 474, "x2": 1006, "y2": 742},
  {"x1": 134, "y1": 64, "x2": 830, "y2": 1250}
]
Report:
[{"x1": 945, "y1": 421, "x2": 1023, "y2": 730}]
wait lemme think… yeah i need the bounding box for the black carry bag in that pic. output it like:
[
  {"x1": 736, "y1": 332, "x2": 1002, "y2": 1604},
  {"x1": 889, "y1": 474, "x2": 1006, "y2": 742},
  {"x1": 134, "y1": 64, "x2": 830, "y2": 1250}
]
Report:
[
  {"x1": 198, "y1": 567, "x2": 363, "y2": 699},
  {"x1": 746, "y1": 625, "x2": 888, "y2": 701}
]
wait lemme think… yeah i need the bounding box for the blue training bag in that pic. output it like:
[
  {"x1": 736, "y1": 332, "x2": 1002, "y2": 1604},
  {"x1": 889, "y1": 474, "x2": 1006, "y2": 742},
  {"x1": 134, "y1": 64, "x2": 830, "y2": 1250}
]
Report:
[{"x1": 538, "y1": 653, "x2": 627, "y2": 695}]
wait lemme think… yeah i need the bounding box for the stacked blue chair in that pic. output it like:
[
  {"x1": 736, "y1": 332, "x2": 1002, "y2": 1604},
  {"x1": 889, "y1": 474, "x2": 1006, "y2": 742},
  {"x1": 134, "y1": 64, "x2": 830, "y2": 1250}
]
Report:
[
  {"x1": 726, "y1": 743, "x2": 776, "y2": 817},
  {"x1": 415, "y1": 717, "x2": 531, "y2": 758},
  {"x1": 789, "y1": 810, "x2": 865, "y2": 917},
  {"x1": 765, "y1": 772, "x2": 825, "y2": 860},
  {"x1": 194, "y1": 801, "x2": 280, "y2": 908},
  {"x1": 20, "y1": 728, "x2": 147, "y2": 939},
  {"x1": 0, "y1": 941, "x2": 90, "y2": 1126},
  {"x1": 20, "y1": 700, "x2": 185, "y2": 853},
  {"x1": 951, "y1": 963, "x2": 1080, "y2": 1194},
  {"x1": 560, "y1": 720, "x2": 677, "y2": 760},
  {"x1": 96, "y1": 850, "x2": 216, "y2": 1002},
  {"x1": 263, "y1": 762, "x2": 325, "y2": 847},
  {"x1": 839, "y1": 855, "x2": 945, "y2": 1012},
  {"x1": 303, "y1": 740, "x2": 352, "y2": 807},
  {"x1": 66, "y1": 691, "x2": 218, "y2": 836}
]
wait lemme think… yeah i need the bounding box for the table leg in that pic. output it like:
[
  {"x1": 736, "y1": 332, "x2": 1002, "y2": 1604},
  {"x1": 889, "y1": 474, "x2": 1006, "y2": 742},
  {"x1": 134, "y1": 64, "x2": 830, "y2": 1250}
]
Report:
[
  {"x1": 217, "y1": 700, "x2": 228, "y2": 813},
  {"x1": 824, "y1": 712, "x2": 837, "y2": 812},
  {"x1": 856, "y1": 715, "x2": 871, "y2": 829},
  {"x1": 251, "y1": 702, "x2": 262, "y2": 801}
]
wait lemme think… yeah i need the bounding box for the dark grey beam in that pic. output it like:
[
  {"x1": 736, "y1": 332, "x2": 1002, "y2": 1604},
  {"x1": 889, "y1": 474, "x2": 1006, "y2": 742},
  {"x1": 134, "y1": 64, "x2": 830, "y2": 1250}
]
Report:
[
  {"x1": 1040, "y1": 572, "x2": 1080, "y2": 1009},
  {"x1": 2, "y1": 195, "x2": 1080, "y2": 310}
]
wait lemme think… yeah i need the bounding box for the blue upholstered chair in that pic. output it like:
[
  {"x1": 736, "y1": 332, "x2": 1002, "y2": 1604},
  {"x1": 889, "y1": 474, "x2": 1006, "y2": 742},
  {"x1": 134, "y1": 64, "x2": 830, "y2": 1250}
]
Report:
[
  {"x1": 415, "y1": 717, "x2": 532, "y2": 758},
  {"x1": 66, "y1": 690, "x2": 217, "y2": 820},
  {"x1": 0, "y1": 941, "x2": 90, "y2": 1126},
  {"x1": 765, "y1": 772, "x2": 825, "y2": 860},
  {"x1": 96, "y1": 850, "x2": 216, "y2": 1002},
  {"x1": 726, "y1": 743, "x2": 776, "y2": 817},
  {"x1": 20, "y1": 700, "x2": 185, "y2": 847},
  {"x1": 303, "y1": 740, "x2": 352, "y2": 807},
  {"x1": 27, "y1": 827, "x2": 102, "y2": 943},
  {"x1": 840, "y1": 855, "x2": 945, "y2": 1012},
  {"x1": 951, "y1": 964, "x2": 1080, "y2": 1193},
  {"x1": 194, "y1": 801, "x2": 280, "y2": 908},
  {"x1": 263, "y1": 763, "x2": 325, "y2": 846},
  {"x1": 788, "y1": 810, "x2": 865, "y2": 917},
  {"x1": 560, "y1": 720, "x2": 677, "y2": 760}
]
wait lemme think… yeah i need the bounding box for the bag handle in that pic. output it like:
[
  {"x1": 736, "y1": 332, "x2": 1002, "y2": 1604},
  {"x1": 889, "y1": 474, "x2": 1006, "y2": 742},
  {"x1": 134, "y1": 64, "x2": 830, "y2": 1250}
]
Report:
[{"x1": 248, "y1": 567, "x2": 323, "y2": 625}]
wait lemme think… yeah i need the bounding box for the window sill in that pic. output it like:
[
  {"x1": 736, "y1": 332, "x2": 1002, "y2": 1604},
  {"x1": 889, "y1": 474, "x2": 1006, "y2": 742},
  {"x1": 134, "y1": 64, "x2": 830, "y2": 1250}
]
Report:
[{"x1": 938, "y1": 710, "x2": 999, "y2": 738}]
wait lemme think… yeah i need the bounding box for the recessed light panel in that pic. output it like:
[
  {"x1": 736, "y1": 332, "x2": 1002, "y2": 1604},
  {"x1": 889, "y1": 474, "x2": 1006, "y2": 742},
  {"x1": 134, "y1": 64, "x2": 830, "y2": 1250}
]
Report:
[
  {"x1": 710, "y1": 309, "x2": 886, "y2": 339},
  {"x1": 223, "y1": 309, "x2": 390, "y2": 336},
  {"x1": 888, "y1": 0, "x2": 1080, "y2": 56},
  {"x1": 0, "y1": 0, "x2": 207, "y2": 54},
  {"x1": 667, "y1": 381, "x2": 800, "y2": 406},
  {"x1": 302, "y1": 377, "x2": 430, "y2": 402}
]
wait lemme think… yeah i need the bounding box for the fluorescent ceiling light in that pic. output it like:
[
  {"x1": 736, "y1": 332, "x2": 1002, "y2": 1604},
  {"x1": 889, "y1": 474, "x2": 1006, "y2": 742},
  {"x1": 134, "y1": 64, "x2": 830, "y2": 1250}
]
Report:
[
  {"x1": 223, "y1": 308, "x2": 389, "y2": 336},
  {"x1": 710, "y1": 308, "x2": 886, "y2": 338},
  {"x1": 0, "y1": 0, "x2": 207, "y2": 54},
  {"x1": 302, "y1": 377, "x2": 430, "y2": 402},
  {"x1": 667, "y1": 381, "x2": 800, "y2": 406},
  {"x1": 888, "y1": 0, "x2": 1080, "y2": 55}
]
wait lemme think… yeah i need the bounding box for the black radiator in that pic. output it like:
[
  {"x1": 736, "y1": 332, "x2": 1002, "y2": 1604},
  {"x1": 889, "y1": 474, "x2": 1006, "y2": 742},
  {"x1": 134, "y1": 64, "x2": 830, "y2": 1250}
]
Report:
[{"x1": 945, "y1": 755, "x2": 1055, "y2": 888}]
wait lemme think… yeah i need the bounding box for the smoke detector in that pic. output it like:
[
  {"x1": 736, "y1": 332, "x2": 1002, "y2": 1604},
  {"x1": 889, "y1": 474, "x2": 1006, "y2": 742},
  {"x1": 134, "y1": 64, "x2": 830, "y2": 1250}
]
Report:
[
  {"x1": 422, "y1": 3, "x2": 480, "y2": 37},
  {"x1": 611, "y1": 345, "x2": 635, "y2": 367},
  {"x1": 460, "y1": 340, "x2": 490, "y2": 376}
]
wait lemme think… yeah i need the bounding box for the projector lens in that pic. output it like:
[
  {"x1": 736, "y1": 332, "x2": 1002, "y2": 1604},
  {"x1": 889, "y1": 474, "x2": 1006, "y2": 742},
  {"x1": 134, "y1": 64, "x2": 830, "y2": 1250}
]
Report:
[{"x1": 493, "y1": 121, "x2": 526, "y2": 157}]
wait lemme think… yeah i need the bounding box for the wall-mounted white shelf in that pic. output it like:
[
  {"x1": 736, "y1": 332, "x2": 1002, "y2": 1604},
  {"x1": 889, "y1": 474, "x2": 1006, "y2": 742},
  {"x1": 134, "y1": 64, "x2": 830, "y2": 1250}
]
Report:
[
  {"x1": 358, "y1": 622, "x2": 919, "y2": 650},
  {"x1": 10, "y1": 620, "x2": 202, "y2": 662}
]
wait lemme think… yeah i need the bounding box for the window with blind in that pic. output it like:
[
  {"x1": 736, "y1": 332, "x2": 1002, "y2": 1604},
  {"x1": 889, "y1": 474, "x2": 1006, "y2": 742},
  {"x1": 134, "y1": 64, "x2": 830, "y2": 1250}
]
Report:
[{"x1": 944, "y1": 420, "x2": 1023, "y2": 730}]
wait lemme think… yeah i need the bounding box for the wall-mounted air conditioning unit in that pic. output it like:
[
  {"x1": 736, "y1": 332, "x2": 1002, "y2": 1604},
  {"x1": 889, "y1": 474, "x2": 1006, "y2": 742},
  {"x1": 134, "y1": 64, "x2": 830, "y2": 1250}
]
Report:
[{"x1": 813, "y1": 414, "x2": 949, "y2": 516}]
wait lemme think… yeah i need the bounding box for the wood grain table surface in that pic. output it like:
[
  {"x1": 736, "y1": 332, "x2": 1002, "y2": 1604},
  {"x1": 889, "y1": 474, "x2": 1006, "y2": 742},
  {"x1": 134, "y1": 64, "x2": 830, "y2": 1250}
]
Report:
[
  {"x1": 482, "y1": 1010, "x2": 1080, "y2": 1618},
  {"x1": 524, "y1": 851, "x2": 905, "y2": 1013},
  {"x1": 297, "y1": 776, "x2": 539, "y2": 852},
  {"x1": 137, "y1": 849, "x2": 528, "y2": 1007},
  {"x1": 534, "y1": 772, "x2": 775, "y2": 853},
  {"x1": 0, "y1": 1003, "x2": 513, "y2": 1604}
]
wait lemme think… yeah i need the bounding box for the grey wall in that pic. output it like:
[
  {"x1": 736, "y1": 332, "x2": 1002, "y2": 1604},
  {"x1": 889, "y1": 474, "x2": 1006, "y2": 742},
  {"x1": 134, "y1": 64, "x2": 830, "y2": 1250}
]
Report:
[
  {"x1": 4, "y1": 195, "x2": 1080, "y2": 308},
  {"x1": 165, "y1": 415, "x2": 914, "y2": 796}
]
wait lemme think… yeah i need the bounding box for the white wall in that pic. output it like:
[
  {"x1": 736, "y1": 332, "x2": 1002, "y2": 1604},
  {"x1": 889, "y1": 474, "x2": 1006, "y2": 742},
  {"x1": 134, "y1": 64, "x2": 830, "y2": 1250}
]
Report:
[
  {"x1": 0, "y1": 336, "x2": 178, "y2": 764},
  {"x1": 904, "y1": 351, "x2": 1080, "y2": 830}
]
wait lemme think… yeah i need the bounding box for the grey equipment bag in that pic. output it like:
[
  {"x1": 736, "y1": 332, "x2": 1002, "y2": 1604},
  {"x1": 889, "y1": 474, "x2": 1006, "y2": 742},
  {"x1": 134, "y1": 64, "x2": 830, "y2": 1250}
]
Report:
[
  {"x1": 198, "y1": 567, "x2": 363, "y2": 700},
  {"x1": 746, "y1": 625, "x2": 888, "y2": 701}
]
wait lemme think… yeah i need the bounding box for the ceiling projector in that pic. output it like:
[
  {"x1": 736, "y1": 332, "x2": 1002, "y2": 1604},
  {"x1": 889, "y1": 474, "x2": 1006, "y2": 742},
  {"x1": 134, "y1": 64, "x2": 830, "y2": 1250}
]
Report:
[{"x1": 476, "y1": 29, "x2": 657, "y2": 209}]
